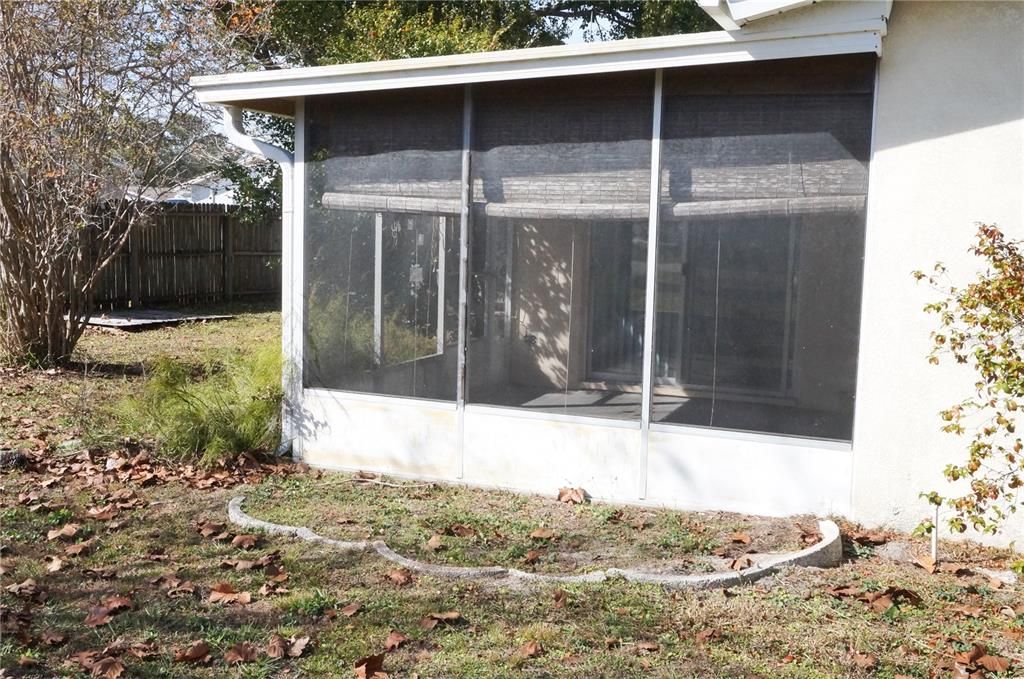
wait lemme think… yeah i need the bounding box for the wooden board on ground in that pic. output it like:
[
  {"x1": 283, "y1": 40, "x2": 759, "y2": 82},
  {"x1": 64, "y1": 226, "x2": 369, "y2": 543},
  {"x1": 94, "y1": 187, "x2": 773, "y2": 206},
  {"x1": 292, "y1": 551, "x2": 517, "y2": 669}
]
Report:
[{"x1": 86, "y1": 309, "x2": 235, "y2": 330}]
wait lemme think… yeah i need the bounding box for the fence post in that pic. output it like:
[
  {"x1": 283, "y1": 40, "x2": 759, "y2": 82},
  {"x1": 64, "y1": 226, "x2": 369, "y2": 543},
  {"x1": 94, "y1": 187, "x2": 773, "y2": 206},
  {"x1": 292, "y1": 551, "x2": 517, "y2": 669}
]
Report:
[
  {"x1": 222, "y1": 209, "x2": 234, "y2": 303},
  {"x1": 128, "y1": 221, "x2": 142, "y2": 308}
]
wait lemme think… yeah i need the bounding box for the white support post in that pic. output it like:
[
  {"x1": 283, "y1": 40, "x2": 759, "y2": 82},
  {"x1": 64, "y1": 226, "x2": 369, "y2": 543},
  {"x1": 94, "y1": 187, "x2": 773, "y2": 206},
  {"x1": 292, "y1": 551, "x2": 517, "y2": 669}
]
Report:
[
  {"x1": 436, "y1": 216, "x2": 447, "y2": 355},
  {"x1": 288, "y1": 98, "x2": 306, "y2": 459},
  {"x1": 638, "y1": 69, "x2": 665, "y2": 500},
  {"x1": 455, "y1": 84, "x2": 473, "y2": 479},
  {"x1": 373, "y1": 211, "x2": 384, "y2": 364}
]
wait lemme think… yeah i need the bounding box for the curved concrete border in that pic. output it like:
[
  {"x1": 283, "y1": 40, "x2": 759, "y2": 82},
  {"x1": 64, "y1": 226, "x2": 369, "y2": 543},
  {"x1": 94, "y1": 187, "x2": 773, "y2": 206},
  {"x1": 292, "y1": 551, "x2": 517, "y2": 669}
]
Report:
[{"x1": 227, "y1": 495, "x2": 842, "y2": 590}]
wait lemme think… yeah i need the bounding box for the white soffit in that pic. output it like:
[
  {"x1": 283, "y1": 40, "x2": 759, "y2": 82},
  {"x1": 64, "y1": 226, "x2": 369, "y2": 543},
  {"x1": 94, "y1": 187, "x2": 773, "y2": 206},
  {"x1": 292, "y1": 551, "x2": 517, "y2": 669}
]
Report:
[{"x1": 190, "y1": 10, "x2": 885, "y2": 116}]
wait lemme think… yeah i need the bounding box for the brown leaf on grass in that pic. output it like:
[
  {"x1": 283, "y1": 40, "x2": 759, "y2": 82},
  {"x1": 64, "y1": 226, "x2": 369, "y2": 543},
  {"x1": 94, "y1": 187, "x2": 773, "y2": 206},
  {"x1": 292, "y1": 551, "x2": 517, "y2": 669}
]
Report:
[
  {"x1": 977, "y1": 654, "x2": 1011, "y2": 672},
  {"x1": 73, "y1": 650, "x2": 102, "y2": 670},
  {"x1": 83, "y1": 566, "x2": 118, "y2": 580},
  {"x1": 41, "y1": 630, "x2": 66, "y2": 646},
  {"x1": 635, "y1": 641, "x2": 659, "y2": 654},
  {"x1": 448, "y1": 523, "x2": 477, "y2": 538},
  {"x1": 101, "y1": 595, "x2": 132, "y2": 613},
  {"x1": 195, "y1": 521, "x2": 226, "y2": 538},
  {"x1": 65, "y1": 539, "x2": 94, "y2": 556},
  {"x1": 425, "y1": 534, "x2": 444, "y2": 551},
  {"x1": 84, "y1": 607, "x2": 113, "y2": 628},
  {"x1": 166, "y1": 580, "x2": 196, "y2": 598},
  {"x1": 729, "y1": 556, "x2": 754, "y2": 570},
  {"x1": 220, "y1": 558, "x2": 255, "y2": 571},
  {"x1": 5, "y1": 578, "x2": 41, "y2": 599},
  {"x1": 44, "y1": 555, "x2": 64, "y2": 572},
  {"x1": 954, "y1": 644, "x2": 987, "y2": 665},
  {"x1": 174, "y1": 640, "x2": 211, "y2": 664},
  {"x1": 47, "y1": 523, "x2": 79, "y2": 541},
  {"x1": 354, "y1": 652, "x2": 386, "y2": 679},
  {"x1": 529, "y1": 528, "x2": 556, "y2": 540},
  {"x1": 231, "y1": 534, "x2": 260, "y2": 550},
  {"x1": 557, "y1": 487, "x2": 587, "y2": 504},
  {"x1": 729, "y1": 532, "x2": 752, "y2": 545},
  {"x1": 341, "y1": 602, "x2": 361, "y2": 617},
  {"x1": 420, "y1": 610, "x2": 462, "y2": 630},
  {"x1": 387, "y1": 568, "x2": 414, "y2": 587},
  {"x1": 915, "y1": 555, "x2": 937, "y2": 574},
  {"x1": 524, "y1": 549, "x2": 542, "y2": 565},
  {"x1": 797, "y1": 524, "x2": 821, "y2": 545},
  {"x1": 259, "y1": 581, "x2": 289, "y2": 597},
  {"x1": 954, "y1": 605, "x2": 984, "y2": 618},
  {"x1": 384, "y1": 631, "x2": 408, "y2": 652},
  {"x1": 288, "y1": 635, "x2": 311, "y2": 657},
  {"x1": 519, "y1": 640, "x2": 545, "y2": 658},
  {"x1": 267, "y1": 634, "x2": 288, "y2": 659},
  {"x1": 629, "y1": 517, "x2": 653, "y2": 531},
  {"x1": 852, "y1": 652, "x2": 877, "y2": 670},
  {"x1": 695, "y1": 628, "x2": 722, "y2": 644},
  {"x1": 87, "y1": 504, "x2": 118, "y2": 521},
  {"x1": 553, "y1": 589, "x2": 569, "y2": 609},
  {"x1": 91, "y1": 657, "x2": 125, "y2": 679},
  {"x1": 849, "y1": 529, "x2": 888, "y2": 546},
  {"x1": 208, "y1": 582, "x2": 251, "y2": 605},
  {"x1": 867, "y1": 593, "x2": 894, "y2": 614},
  {"x1": 224, "y1": 642, "x2": 259, "y2": 664}
]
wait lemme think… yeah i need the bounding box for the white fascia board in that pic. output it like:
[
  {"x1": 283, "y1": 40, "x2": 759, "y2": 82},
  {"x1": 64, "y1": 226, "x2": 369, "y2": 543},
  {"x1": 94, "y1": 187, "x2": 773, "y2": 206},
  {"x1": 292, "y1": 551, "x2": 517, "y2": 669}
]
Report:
[
  {"x1": 726, "y1": 0, "x2": 816, "y2": 25},
  {"x1": 190, "y1": 26, "x2": 882, "y2": 111},
  {"x1": 697, "y1": 0, "x2": 743, "y2": 30}
]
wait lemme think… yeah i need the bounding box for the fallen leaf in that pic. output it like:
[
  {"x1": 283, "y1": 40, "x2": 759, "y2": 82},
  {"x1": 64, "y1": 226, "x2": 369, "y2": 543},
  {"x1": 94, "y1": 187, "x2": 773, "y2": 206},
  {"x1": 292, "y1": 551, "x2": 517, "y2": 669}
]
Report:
[
  {"x1": 174, "y1": 640, "x2": 210, "y2": 664},
  {"x1": 977, "y1": 654, "x2": 1011, "y2": 672},
  {"x1": 420, "y1": 610, "x2": 462, "y2": 630},
  {"x1": 529, "y1": 528, "x2": 556, "y2": 540},
  {"x1": 553, "y1": 589, "x2": 569, "y2": 609},
  {"x1": 224, "y1": 642, "x2": 258, "y2": 664},
  {"x1": 91, "y1": 657, "x2": 125, "y2": 679},
  {"x1": 384, "y1": 630, "x2": 408, "y2": 651},
  {"x1": 695, "y1": 628, "x2": 721, "y2": 644},
  {"x1": 519, "y1": 640, "x2": 544, "y2": 658},
  {"x1": 65, "y1": 539, "x2": 93, "y2": 556},
  {"x1": 448, "y1": 523, "x2": 477, "y2": 538},
  {"x1": 557, "y1": 487, "x2": 587, "y2": 504},
  {"x1": 387, "y1": 568, "x2": 414, "y2": 587},
  {"x1": 341, "y1": 602, "x2": 361, "y2": 617},
  {"x1": 354, "y1": 652, "x2": 386, "y2": 679},
  {"x1": 231, "y1": 534, "x2": 260, "y2": 550},
  {"x1": 101, "y1": 595, "x2": 132, "y2": 613},
  {"x1": 849, "y1": 529, "x2": 888, "y2": 546},
  {"x1": 288, "y1": 635, "x2": 310, "y2": 657},
  {"x1": 524, "y1": 549, "x2": 542, "y2": 565},
  {"x1": 41, "y1": 630, "x2": 66, "y2": 646},
  {"x1": 47, "y1": 523, "x2": 80, "y2": 541},
  {"x1": 84, "y1": 606, "x2": 113, "y2": 628},
  {"x1": 729, "y1": 556, "x2": 754, "y2": 570},
  {"x1": 852, "y1": 652, "x2": 877, "y2": 669},
  {"x1": 44, "y1": 555, "x2": 64, "y2": 572},
  {"x1": 425, "y1": 534, "x2": 444, "y2": 551},
  {"x1": 729, "y1": 532, "x2": 752, "y2": 545},
  {"x1": 208, "y1": 581, "x2": 251, "y2": 605},
  {"x1": 267, "y1": 634, "x2": 288, "y2": 659},
  {"x1": 915, "y1": 555, "x2": 937, "y2": 574}
]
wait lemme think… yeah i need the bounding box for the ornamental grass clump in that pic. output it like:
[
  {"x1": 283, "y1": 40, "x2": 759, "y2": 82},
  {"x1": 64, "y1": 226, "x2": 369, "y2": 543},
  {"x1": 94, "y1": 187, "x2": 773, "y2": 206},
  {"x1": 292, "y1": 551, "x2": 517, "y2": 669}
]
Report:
[{"x1": 120, "y1": 344, "x2": 282, "y2": 466}]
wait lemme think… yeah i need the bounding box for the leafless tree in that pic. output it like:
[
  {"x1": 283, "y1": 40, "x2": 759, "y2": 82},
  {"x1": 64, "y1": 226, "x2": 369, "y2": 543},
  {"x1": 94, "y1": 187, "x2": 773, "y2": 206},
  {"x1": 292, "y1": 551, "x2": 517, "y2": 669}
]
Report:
[{"x1": 0, "y1": 1, "x2": 243, "y2": 364}]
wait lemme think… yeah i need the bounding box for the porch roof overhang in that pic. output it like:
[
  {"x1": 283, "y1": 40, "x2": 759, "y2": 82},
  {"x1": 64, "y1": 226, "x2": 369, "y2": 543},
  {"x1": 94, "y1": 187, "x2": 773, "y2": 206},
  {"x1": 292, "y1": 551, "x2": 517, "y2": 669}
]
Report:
[{"x1": 190, "y1": 0, "x2": 890, "y2": 118}]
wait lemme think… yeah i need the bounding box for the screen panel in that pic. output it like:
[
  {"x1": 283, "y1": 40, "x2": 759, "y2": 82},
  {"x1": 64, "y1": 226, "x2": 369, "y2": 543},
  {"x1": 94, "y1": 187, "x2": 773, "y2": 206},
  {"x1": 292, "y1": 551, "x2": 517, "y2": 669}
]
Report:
[
  {"x1": 303, "y1": 87, "x2": 463, "y2": 400},
  {"x1": 652, "y1": 54, "x2": 875, "y2": 440},
  {"x1": 466, "y1": 72, "x2": 654, "y2": 421}
]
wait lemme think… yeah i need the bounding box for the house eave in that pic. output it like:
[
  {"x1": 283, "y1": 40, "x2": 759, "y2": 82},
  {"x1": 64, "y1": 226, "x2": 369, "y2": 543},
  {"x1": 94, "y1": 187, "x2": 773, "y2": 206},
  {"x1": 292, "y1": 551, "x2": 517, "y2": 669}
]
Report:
[{"x1": 190, "y1": 15, "x2": 885, "y2": 118}]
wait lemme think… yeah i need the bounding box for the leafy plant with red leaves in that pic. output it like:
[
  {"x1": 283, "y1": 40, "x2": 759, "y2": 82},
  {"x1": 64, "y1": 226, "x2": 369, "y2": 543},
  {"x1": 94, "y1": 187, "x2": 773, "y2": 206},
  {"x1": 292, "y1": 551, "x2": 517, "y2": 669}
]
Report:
[{"x1": 915, "y1": 224, "x2": 1024, "y2": 538}]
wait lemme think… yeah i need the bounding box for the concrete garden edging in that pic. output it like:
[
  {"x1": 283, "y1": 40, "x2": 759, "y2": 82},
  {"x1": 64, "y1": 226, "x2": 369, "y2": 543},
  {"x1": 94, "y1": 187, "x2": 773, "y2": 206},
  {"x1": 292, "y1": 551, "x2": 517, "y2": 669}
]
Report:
[{"x1": 227, "y1": 495, "x2": 842, "y2": 590}]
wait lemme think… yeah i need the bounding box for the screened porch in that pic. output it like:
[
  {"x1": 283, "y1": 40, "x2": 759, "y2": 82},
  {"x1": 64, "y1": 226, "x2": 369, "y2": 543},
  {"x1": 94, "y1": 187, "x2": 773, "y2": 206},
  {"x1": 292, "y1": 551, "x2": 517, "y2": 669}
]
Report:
[{"x1": 301, "y1": 53, "x2": 874, "y2": 443}]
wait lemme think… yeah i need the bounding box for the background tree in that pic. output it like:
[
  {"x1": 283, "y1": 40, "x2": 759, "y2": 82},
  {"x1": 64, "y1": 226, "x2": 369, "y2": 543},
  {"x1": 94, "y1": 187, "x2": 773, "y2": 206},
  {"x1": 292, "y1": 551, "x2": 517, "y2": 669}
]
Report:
[
  {"x1": 915, "y1": 224, "x2": 1024, "y2": 535},
  {"x1": 0, "y1": 1, "x2": 244, "y2": 365}
]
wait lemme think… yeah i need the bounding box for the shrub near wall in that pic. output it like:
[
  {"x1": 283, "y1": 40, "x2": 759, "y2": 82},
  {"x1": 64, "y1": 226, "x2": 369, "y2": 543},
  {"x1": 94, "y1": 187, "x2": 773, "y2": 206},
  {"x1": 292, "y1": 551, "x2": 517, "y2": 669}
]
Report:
[{"x1": 119, "y1": 344, "x2": 282, "y2": 466}]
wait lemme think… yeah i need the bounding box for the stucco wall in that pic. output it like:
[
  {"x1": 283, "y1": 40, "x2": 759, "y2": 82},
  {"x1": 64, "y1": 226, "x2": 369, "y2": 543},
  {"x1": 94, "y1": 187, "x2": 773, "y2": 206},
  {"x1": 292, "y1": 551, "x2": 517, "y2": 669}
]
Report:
[{"x1": 852, "y1": 1, "x2": 1024, "y2": 544}]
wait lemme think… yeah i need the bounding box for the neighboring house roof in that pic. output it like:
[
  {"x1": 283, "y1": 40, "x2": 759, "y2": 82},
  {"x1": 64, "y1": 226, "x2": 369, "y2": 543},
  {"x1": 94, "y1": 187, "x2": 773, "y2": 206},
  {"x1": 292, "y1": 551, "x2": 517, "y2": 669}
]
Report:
[
  {"x1": 190, "y1": 0, "x2": 891, "y2": 117},
  {"x1": 125, "y1": 171, "x2": 239, "y2": 205}
]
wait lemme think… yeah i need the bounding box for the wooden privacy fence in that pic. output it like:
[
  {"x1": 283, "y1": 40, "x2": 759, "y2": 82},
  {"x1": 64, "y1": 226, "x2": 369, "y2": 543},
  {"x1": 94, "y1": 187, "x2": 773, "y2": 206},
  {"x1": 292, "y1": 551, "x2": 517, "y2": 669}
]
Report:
[{"x1": 95, "y1": 204, "x2": 281, "y2": 309}]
